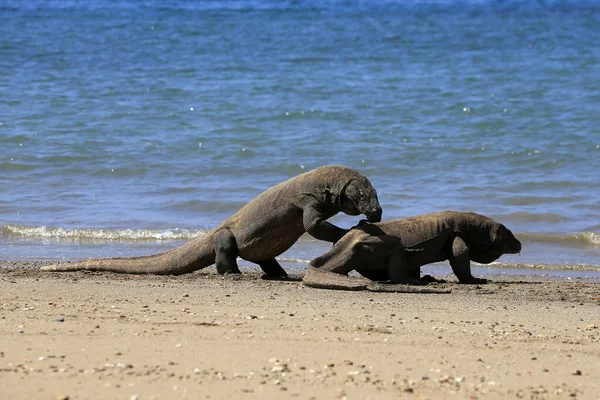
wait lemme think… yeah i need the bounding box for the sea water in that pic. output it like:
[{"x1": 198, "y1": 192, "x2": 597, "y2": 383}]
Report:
[{"x1": 1, "y1": 0, "x2": 599, "y2": 277}]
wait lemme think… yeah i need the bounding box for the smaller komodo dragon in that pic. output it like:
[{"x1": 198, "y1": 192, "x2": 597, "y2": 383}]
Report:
[
  {"x1": 41, "y1": 165, "x2": 382, "y2": 277},
  {"x1": 304, "y1": 211, "x2": 521, "y2": 290}
]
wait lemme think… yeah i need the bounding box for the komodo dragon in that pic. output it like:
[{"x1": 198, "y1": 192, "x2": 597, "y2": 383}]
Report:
[
  {"x1": 41, "y1": 165, "x2": 382, "y2": 277},
  {"x1": 304, "y1": 211, "x2": 521, "y2": 290}
]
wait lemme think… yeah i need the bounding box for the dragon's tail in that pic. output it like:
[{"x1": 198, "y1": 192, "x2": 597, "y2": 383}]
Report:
[{"x1": 40, "y1": 231, "x2": 216, "y2": 275}]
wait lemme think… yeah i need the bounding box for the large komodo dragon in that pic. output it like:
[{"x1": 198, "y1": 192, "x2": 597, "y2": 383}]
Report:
[
  {"x1": 303, "y1": 211, "x2": 522, "y2": 290},
  {"x1": 41, "y1": 165, "x2": 383, "y2": 277}
]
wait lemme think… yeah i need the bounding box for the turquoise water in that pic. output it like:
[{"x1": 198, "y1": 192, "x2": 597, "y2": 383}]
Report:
[{"x1": 1, "y1": 1, "x2": 599, "y2": 276}]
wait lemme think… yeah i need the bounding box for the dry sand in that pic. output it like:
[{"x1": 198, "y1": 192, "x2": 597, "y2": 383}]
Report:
[{"x1": 1, "y1": 261, "x2": 599, "y2": 400}]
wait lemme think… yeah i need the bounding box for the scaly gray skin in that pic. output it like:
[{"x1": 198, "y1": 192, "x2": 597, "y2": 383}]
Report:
[
  {"x1": 308, "y1": 211, "x2": 522, "y2": 287},
  {"x1": 41, "y1": 166, "x2": 382, "y2": 277}
]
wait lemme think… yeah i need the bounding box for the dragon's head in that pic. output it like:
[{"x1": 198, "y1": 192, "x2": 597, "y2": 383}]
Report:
[
  {"x1": 491, "y1": 224, "x2": 522, "y2": 254},
  {"x1": 339, "y1": 178, "x2": 382, "y2": 223}
]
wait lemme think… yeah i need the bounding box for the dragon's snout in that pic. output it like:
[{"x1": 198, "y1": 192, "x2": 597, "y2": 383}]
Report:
[
  {"x1": 365, "y1": 207, "x2": 382, "y2": 223},
  {"x1": 506, "y1": 239, "x2": 522, "y2": 254}
]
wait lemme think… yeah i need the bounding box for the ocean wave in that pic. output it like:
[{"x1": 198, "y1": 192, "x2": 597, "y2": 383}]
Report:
[
  {"x1": 278, "y1": 258, "x2": 599, "y2": 272},
  {"x1": 0, "y1": 161, "x2": 36, "y2": 171},
  {"x1": 2, "y1": 224, "x2": 599, "y2": 249},
  {"x1": 277, "y1": 257, "x2": 311, "y2": 264},
  {"x1": 477, "y1": 262, "x2": 600, "y2": 272},
  {"x1": 497, "y1": 211, "x2": 566, "y2": 223},
  {"x1": 500, "y1": 196, "x2": 576, "y2": 206},
  {"x1": 518, "y1": 232, "x2": 600, "y2": 248},
  {"x1": 0, "y1": 224, "x2": 208, "y2": 242}
]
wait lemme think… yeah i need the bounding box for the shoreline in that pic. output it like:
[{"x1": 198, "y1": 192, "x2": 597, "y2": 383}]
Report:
[
  {"x1": 2, "y1": 230, "x2": 599, "y2": 277},
  {"x1": 2, "y1": 256, "x2": 600, "y2": 281},
  {"x1": 1, "y1": 261, "x2": 599, "y2": 399}
]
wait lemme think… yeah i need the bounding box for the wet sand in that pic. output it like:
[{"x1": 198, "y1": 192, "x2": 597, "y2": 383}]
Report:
[{"x1": 1, "y1": 260, "x2": 599, "y2": 399}]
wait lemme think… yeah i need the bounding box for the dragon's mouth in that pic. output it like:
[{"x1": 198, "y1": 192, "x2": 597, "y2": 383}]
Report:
[
  {"x1": 365, "y1": 208, "x2": 382, "y2": 223},
  {"x1": 505, "y1": 240, "x2": 522, "y2": 254}
]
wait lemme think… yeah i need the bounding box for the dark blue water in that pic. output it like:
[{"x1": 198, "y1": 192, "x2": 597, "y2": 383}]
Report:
[{"x1": 1, "y1": 0, "x2": 599, "y2": 275}]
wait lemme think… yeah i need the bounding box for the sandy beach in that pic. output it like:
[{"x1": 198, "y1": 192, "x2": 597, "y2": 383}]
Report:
[{"x1": 1, "y1": 261, "x2": 599, "y2": 400}]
